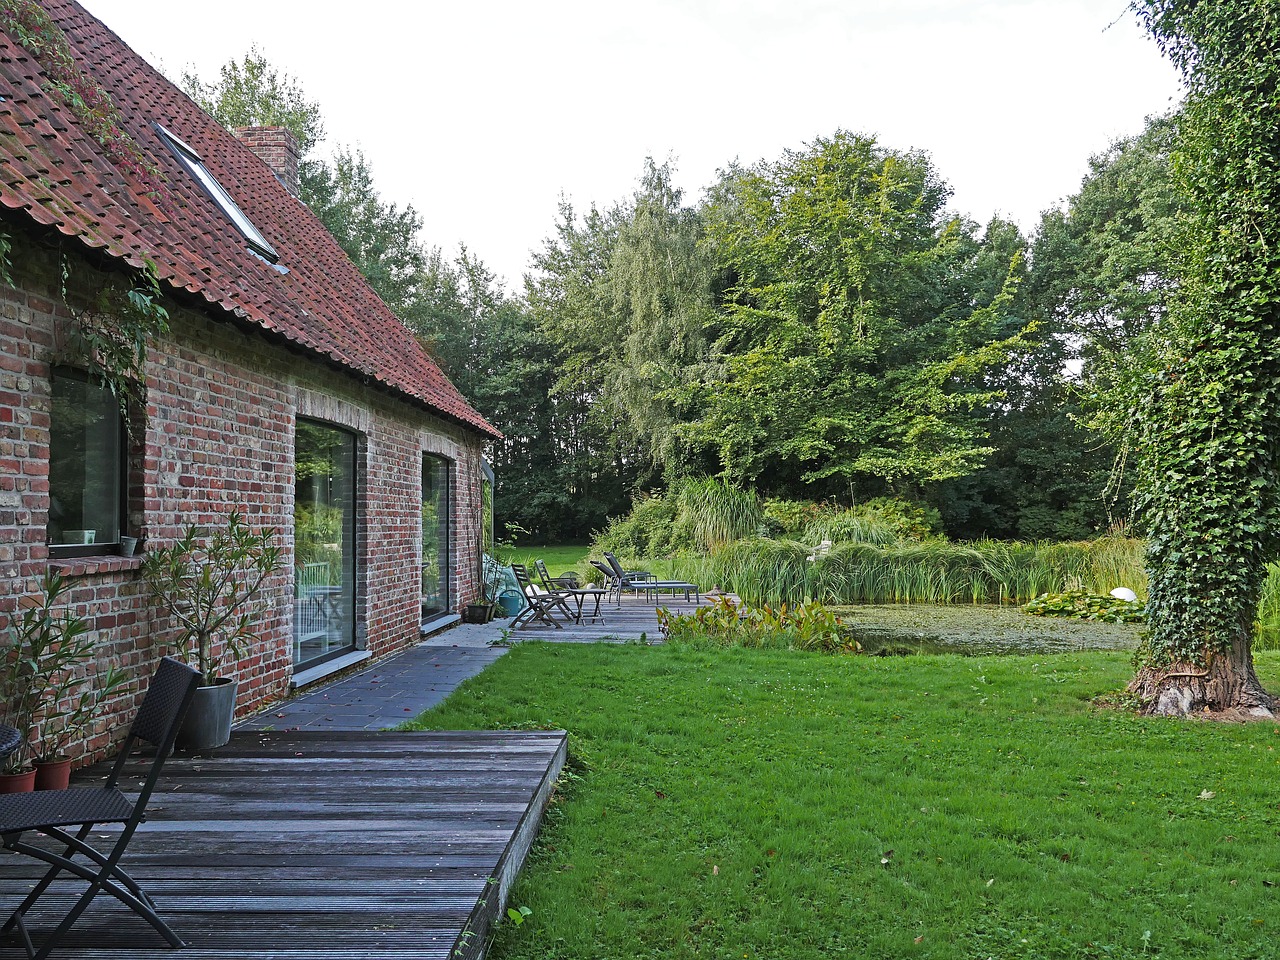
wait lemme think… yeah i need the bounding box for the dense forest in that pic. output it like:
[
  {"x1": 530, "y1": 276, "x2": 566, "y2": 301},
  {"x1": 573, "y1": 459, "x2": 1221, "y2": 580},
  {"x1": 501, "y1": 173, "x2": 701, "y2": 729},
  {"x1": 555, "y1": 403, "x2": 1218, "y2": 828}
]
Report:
[{"x1": 185, "y1": 53, "x2": 1182, "y2": 545}]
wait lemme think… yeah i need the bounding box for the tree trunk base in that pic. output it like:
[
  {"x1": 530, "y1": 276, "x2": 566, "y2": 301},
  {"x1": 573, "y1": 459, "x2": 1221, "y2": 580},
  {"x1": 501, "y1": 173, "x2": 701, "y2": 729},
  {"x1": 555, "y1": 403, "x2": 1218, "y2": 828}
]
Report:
[{"x1": 1127, "y1": 653, "x2": 1275, "y2": 719}]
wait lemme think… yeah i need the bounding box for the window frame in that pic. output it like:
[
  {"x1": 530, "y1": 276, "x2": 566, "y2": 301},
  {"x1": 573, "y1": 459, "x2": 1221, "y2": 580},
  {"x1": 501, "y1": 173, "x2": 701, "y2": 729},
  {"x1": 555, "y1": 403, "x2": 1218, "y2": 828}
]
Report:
[
  {"x1": 421, "y1": 453, "x2": 453, "y2": 623},
  {"x1": 153, "y1": 123, "x2": 280, "y2": 264},
  {"x1": 46, "y1": 367, "x2": 128, "y2": 560}
]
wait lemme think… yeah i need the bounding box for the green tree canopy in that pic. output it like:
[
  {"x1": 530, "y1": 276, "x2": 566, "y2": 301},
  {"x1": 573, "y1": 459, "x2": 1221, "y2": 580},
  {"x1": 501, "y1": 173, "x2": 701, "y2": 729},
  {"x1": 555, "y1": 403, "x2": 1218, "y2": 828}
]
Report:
[{"x1": 689, "y1": 132, "x2": 1029, "y2": 498}]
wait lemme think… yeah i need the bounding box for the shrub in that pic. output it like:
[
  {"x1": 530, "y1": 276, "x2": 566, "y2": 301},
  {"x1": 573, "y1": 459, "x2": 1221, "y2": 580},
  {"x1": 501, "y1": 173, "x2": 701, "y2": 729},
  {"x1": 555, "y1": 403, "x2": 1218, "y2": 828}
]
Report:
[
  {"x1": 657, "y1": 595, "x2": 859, "y2": 653},
  {"x1": 595, "y1": 494, "x2": 685, "y2": 558},
  {"x1": 761, "y1": 498, "x2": 824, "y2": 538}
]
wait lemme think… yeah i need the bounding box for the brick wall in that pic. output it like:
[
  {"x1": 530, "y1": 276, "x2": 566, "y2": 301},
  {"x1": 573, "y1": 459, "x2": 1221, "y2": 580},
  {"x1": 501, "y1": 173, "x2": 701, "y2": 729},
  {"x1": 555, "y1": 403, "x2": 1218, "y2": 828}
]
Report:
[
  {"x1": 232, "y1": 126, "x2": 301, "y2": 198},
  {"x1": 0, "y1": 233, "x2": 487, "y2": 765}
]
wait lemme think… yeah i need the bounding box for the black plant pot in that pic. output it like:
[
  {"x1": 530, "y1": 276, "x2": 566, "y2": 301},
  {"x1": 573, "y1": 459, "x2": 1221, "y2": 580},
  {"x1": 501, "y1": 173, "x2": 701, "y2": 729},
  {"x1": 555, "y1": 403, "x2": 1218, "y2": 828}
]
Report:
[
  {"x1": 463, "y1": 603, "x2": 494, "y2": 624},
  {"x1": 175, "y1": 678, "x2": 237, "y2": 752}
]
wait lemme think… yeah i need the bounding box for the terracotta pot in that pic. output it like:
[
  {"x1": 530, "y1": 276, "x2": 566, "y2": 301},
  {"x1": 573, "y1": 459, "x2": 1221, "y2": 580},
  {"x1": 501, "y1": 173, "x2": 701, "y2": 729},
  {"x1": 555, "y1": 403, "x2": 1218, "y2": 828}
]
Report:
[
  {"x1": 0, "y1": 769, "x2": 36, "y2": 793},
  {"x1": 34, "y1": 757, "x2": 72, "y2": 791}
]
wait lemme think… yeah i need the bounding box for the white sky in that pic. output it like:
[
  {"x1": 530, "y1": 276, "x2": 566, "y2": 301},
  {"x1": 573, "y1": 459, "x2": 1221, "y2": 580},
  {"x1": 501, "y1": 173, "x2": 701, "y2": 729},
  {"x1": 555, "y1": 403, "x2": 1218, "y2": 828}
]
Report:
[{"x1": 81, "y1": 0, "x2": 1183, "y2": 293}]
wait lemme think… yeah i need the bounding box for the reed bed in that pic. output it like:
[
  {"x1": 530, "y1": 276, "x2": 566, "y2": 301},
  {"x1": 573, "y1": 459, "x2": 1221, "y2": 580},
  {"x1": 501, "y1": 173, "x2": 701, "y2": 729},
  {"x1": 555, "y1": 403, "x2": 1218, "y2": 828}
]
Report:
[{"x1": 652, "y1": 536, "x2": 1148, "y2": 607}]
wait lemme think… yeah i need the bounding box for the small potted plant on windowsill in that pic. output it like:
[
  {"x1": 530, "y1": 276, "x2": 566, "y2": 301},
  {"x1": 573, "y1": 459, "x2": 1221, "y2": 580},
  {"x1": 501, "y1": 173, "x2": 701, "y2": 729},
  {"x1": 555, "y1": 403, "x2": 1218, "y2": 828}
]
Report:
[
  {"x1": 0, "y1": 570, "x2": 124, "y2": 791},
  {"x1": 140, "y1": 511, "x2": 281, "y2": 752}
]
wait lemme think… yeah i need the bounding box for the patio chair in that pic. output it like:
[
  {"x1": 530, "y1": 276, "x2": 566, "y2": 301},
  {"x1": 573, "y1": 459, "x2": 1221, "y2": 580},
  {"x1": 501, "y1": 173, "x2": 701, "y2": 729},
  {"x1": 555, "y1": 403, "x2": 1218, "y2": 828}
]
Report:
[
  {"x1": 534, "y1": 558, "x2": 579, "y2": 591},
  {"x1": 510, "y1": 563, "x2": 570, "y2": 629},
  {"x1": 602, "y1": 552, "x2": 656, "y2": 604},
  {"x1": 590, "y1": 560, "x2": 621, "y2": 604},
  {"x1": 0, "y1": 656, "x2": 200, "y2": 960},
  {"x1": 601, "y1": 553, "x2": 702, "y2": 606}
]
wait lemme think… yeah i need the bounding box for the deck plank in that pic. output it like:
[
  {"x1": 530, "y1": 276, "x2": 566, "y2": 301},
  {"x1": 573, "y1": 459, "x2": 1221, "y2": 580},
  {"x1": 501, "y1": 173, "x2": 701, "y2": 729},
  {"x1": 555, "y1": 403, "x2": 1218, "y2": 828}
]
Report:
[
  {"x1": 508, "y1": 591, "x2": 707, "y2": 643},
  {"x1": 0, "y1": 730, "x2": 566, "y2": 960}
]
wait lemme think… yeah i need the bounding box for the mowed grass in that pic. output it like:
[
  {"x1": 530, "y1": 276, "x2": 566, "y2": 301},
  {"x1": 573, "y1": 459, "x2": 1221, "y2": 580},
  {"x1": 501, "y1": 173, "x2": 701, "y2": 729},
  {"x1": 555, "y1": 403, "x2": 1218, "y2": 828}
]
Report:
[
  {"x1": 507, "y1": 544, "x2": 590, "y2": 577},
  {"x1": 409, "y1": 645, "x2": 1280, "y2": 960}
]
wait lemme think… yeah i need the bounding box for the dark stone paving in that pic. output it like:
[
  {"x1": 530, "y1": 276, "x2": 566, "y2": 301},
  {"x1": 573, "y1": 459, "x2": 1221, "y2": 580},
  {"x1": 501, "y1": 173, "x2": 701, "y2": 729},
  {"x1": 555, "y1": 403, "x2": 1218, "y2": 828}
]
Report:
[{"x1": 238, "y1": 641, "x2": 508, "y2": 731}]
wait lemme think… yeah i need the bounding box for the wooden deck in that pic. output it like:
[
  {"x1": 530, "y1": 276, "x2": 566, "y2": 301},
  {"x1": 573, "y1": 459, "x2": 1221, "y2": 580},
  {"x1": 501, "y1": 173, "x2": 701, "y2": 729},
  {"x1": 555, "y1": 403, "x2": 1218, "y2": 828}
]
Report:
[
  {"x1": 508, "y1": 590, "x2": 707, "y2": 643},
  {"x1": 0, "y1": 730, "x2": 566, "y2": 960}
]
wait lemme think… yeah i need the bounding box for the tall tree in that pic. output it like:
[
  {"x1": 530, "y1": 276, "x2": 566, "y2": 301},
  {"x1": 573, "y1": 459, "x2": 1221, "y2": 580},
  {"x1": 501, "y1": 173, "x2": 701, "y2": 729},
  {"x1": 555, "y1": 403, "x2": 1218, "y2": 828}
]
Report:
[
  {"x1": 1127, "y1": 0, "x2": 1280, "y2": 717},
  {"x1": 525, "y1": 200, "x2": 638, "y2": 535},
  {"x1": 304, "y1": 147, "x2": 430, "y2": 321},
  {"x1": 690, "y1": 132, "x2": 1028, "y2": 500},
  {"x1": 604, "y1": 160, "x2": 716, "y2": 478},
  {"x1": 180, "y1": 47, "x2": 325, "y2": 189},
  {"x1": 944, "y1": 116, "x2": 1186, "y2": 540}
]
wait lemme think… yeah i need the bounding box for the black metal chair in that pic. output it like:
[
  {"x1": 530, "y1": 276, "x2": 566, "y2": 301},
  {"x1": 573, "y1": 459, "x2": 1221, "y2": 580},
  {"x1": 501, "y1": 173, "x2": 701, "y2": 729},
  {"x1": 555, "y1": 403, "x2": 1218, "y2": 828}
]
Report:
[
  {"x1": 602, "y1": 552, "x2": 654, "y2": 605},
  {"x1": 0, "y1": 656, "x2": 200, "y2": 960},
  {"x1": 590, "y1": 560, "x2": 621, "y2": 604}
]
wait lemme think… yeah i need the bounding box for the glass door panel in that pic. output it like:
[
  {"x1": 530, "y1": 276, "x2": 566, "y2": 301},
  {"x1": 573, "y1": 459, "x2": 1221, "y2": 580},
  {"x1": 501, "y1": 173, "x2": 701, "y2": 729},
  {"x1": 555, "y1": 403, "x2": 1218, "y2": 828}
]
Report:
[
  {"x1": 422, "y1": 455, "x2": 451, "y2": 620},
  {"x1": 294, "y1": 420, "x2": 356, "y2": 669}
]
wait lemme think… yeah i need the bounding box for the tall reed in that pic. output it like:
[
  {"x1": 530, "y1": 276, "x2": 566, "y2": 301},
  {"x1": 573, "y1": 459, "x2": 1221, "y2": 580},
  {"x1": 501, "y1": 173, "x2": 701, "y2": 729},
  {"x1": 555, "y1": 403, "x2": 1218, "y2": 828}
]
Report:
[
  {"x1": 1255, "y1": 562, "x2": 1280, "y2": 651},
  {"x1": 675, "y1": 478, "x2": 764, "y2": 551},
  {"x1": 664, "y1": 537, "x2": 1148, "y2": 606}
]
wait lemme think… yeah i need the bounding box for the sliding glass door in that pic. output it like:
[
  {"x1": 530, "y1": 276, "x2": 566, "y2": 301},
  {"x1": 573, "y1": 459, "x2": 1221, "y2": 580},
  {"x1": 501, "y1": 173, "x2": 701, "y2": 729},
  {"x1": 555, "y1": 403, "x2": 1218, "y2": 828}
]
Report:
[{"x1": 294, "y1": 420, "x2": 357, "y2": 669}]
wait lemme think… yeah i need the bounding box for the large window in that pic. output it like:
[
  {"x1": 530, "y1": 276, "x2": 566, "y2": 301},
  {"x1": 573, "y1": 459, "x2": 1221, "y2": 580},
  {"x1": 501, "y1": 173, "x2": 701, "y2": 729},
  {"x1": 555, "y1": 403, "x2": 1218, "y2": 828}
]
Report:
[
  {"x1": 421, "y1": 455, "x2": 451, "y2": 621},
  {"x1": 294, "y1": 420, "x2": 357, "y2": 669},
  {"x1": 48, "y1": 369, "x2": 125, "y2": 556}
]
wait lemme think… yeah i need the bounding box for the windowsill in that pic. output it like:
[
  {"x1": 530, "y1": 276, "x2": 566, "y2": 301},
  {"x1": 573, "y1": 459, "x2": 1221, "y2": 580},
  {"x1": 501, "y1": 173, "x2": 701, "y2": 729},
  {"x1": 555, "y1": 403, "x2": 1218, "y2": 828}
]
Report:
[
  {"x1": 48, "y1": 555, "x2": 143, "y2": 577},
  {"x1": 420, "y1": 613, "x2": 461, "y2": 637},
  {"x1": 290, "y1": 650, "x2": 372, "y2": 690}
]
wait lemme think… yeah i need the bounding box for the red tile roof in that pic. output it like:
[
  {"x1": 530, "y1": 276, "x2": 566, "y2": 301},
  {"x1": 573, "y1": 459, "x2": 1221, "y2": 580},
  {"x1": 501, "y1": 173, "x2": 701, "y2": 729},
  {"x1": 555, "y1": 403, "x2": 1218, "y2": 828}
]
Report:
[{"x1": 0, "y1": 0, "x2": 499, "y2": 438}]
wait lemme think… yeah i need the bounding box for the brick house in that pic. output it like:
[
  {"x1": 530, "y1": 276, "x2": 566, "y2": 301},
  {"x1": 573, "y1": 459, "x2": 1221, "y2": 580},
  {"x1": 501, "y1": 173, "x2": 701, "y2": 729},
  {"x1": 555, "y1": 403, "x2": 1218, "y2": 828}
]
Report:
[{"x1": 0, "y1": 0, "x2": 498, "y2": 761}]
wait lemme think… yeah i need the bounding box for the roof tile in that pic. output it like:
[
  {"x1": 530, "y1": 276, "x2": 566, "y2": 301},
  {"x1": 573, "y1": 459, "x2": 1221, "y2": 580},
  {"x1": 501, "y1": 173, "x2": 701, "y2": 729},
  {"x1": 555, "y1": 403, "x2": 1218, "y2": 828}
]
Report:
[{"x1": 0, "y1": 0, "x2": 498, "y2": 438}]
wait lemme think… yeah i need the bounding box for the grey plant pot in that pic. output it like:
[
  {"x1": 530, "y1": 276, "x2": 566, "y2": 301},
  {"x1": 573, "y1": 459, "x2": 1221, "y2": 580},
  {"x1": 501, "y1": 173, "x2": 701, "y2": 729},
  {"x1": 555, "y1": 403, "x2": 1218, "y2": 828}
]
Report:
[{"x1": 175, "y1": 677, "x2": 237, "y2": 752}]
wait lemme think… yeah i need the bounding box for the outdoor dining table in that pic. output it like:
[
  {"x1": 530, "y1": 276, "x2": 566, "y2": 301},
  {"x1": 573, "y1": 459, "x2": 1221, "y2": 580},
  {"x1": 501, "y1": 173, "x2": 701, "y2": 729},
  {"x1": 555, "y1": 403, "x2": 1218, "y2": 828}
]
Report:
[{"x1": 564, "y1": 587, "x2": 607, "y2": 624}]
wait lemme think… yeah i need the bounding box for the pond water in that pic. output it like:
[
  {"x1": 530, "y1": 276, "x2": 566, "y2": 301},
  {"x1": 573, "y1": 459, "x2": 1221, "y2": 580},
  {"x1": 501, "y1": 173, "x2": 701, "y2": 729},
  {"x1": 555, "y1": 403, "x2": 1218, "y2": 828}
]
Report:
[{"x1": 842, "y1": 604, "x2": 1143, "y2": 657}]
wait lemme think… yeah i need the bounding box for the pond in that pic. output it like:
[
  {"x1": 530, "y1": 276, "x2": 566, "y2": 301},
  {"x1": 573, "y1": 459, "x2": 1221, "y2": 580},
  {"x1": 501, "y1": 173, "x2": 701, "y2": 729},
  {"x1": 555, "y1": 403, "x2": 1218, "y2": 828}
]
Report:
[{"x1": 840, "y1": 604, "x2": 1143, "y2": 656}]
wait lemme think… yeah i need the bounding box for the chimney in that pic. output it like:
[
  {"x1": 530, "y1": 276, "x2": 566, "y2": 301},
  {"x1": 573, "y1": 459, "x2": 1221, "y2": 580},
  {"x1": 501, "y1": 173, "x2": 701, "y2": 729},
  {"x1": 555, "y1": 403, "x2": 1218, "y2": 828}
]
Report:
[{"x1": 233, "y1": 126, "x2": 301, "y2": 198}]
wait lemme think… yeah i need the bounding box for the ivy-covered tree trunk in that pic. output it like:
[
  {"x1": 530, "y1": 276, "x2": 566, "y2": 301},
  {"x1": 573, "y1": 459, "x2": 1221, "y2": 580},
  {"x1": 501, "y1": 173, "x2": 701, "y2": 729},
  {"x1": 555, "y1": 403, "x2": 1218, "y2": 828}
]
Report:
[
  {"x1": 1127, "y1": 0, "x2": 1280, "y2": 718},
  {"x1": 1129, "y1": 344, "x2": 1279, "y2": 716}
]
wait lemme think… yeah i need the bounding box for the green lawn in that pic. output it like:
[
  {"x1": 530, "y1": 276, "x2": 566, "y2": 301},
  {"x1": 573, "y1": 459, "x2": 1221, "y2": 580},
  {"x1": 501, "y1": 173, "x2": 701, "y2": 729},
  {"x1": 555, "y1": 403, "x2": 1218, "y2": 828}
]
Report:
[
  {"x1": 410, "y1": 644, "x2": 1280, "y2": 960},
  {"x1": 507, "y1": 544, "x2": 590, "y2": 578}
]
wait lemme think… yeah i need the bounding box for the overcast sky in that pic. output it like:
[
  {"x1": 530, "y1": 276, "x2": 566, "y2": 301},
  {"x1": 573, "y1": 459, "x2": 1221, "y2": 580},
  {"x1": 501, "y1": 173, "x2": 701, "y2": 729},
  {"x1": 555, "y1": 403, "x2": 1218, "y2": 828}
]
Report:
[{"x1": 82, "y1": 0, "x2": 1183, "y2": 292}]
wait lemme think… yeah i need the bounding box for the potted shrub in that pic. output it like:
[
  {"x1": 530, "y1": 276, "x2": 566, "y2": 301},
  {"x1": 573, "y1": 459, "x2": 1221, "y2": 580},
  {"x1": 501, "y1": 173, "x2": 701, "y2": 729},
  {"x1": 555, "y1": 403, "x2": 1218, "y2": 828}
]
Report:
[
  {"x1": 0, "y1": 570, "x2": 124, "y2": 791},
  {"x1": 33, "y1": 658, "x2": 128, "y2": 790},
  {"x1": 141, "y1": 511, "x2": 281, "y2": 751}
]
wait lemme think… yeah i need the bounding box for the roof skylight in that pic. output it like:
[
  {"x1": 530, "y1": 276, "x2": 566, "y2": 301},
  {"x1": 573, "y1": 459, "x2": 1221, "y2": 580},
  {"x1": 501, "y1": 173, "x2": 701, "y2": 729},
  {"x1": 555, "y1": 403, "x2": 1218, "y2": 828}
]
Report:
[{"x1": 153, "y1": 123, "x2": 279, "y2": 264}]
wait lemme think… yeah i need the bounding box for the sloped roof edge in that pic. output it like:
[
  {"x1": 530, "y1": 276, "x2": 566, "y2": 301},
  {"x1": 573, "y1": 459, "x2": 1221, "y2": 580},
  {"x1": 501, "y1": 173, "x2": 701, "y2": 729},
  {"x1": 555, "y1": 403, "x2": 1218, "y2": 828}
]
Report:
[{"x1": 0, "y1": 0, "x2": 500, "y2": 440}]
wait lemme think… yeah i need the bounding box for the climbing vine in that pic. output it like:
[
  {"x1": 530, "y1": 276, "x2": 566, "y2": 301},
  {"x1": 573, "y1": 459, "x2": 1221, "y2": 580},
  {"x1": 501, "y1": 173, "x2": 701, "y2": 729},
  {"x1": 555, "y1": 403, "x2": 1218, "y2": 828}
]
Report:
[
  {"x1": 55, "y1": 254, "x2": 169, "y2": 414},
  {"x1": 0, "y1": 0, "x2": 169, "y2": 203},
  {"x1": 0, "y1": 3, "x2": 172, "y2": 411},
  {"x1": 1126, "y1": 1, "x2": 1280, "y2": 712}
]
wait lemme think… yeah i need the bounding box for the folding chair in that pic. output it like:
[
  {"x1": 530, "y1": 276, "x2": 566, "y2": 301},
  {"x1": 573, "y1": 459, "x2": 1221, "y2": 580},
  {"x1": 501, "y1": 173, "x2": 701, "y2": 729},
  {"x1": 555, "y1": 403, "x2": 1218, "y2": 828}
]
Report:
[
  {"x1": 0, "y1": 656, "x2": 200, "y2": 960},
  {"x1": 510, "y1": 564, "x2": 567, "y2": 629},
  {"x1": 590, "y1": 560, "x2": 621, "y2": 604},
  {"x1": 534, "y1": 559, "x2": 578, "y2": 590}
]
